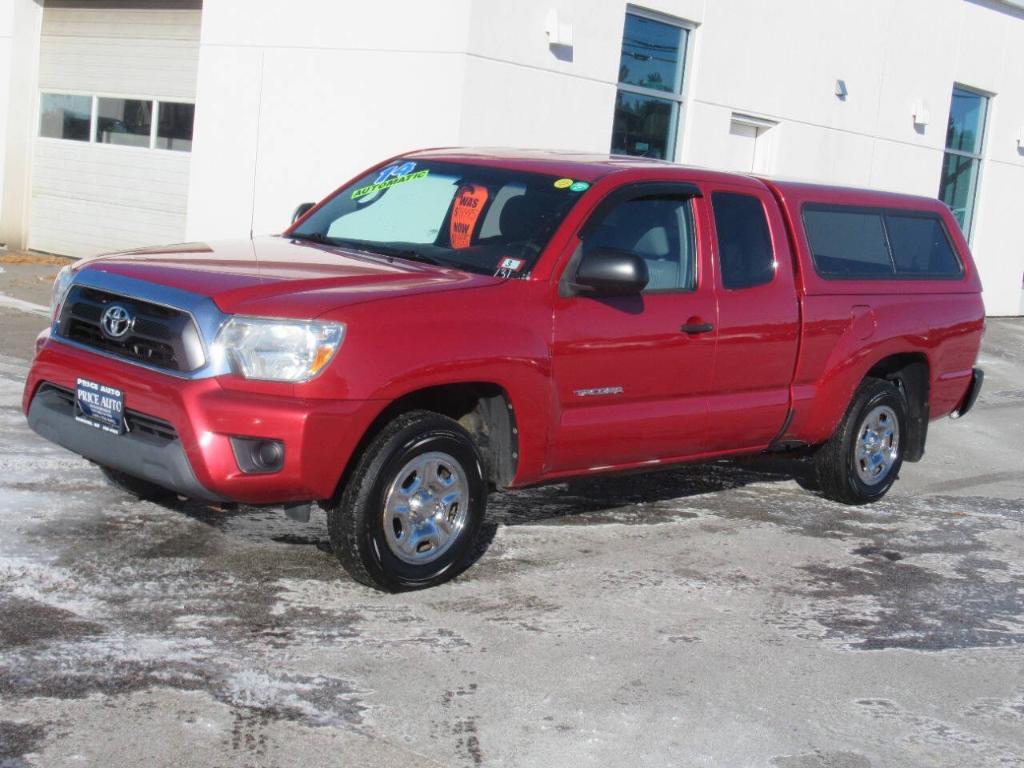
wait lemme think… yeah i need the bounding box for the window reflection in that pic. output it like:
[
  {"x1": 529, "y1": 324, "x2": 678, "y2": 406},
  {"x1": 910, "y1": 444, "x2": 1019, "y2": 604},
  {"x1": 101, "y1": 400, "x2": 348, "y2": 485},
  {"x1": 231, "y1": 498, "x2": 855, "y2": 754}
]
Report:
[
  {"x1": 39, "y1": 94, "x2": 91, "y2": 141},
  {"x1": 97, "y1": 98, "x2": 152, "y2": 147},
  {"x1": 612, "y1": 12, "x2": 688, "y2": 160},
  {"x1": 156, "y1": 102, "x2": 195, "y2": 152}
]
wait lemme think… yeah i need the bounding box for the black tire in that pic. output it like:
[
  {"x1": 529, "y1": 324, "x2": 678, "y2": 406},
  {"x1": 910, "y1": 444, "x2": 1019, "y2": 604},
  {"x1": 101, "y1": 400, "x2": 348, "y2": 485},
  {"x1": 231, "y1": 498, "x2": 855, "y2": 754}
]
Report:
[
  {"x1": 814, "y1": 377, "x2": 908, "y2": 505},
  {"x1": 99, "y1": 465, "x2": 179, "y2": 503},
  {"x1": 327, "y1": 410, "x2": 487, "y2": 592}
]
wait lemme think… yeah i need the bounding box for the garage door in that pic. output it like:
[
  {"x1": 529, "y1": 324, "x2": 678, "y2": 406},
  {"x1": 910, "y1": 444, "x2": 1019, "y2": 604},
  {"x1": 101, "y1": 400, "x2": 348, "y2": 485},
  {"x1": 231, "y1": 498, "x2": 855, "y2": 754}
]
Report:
[{"x1": 29, "y1": 0, "x2": 201, "y2": 257}]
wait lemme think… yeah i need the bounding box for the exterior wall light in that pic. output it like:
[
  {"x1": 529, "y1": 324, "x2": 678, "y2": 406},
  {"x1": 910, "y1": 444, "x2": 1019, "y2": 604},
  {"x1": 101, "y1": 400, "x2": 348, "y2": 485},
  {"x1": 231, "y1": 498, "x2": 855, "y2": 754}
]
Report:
[
  {"x1": 912, "y1": 100, "x2": 930, "y2": 128},
  {"x1": 835, "y1": 79, "x2": 848, "y2": 100},
  {"x1": 545, "y1": 9, "x2": 574, "y2": 48}
]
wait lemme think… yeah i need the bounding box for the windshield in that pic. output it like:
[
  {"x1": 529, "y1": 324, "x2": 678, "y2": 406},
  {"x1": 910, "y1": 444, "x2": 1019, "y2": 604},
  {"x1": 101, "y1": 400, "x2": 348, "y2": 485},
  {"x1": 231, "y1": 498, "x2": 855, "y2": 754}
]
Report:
[{"x1": 290, "y1": 160, "x2": 591, "y2": 276}]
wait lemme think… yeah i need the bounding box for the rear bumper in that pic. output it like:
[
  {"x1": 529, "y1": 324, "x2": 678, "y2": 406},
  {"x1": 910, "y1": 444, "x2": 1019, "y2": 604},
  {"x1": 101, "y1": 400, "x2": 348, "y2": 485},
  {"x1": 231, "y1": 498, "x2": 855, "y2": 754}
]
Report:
[
  {"x1": 23, "y1": 339, "x2": 384, "y2": 504},
  {"x1": 951, "y1": 367, "x2": 984, "y2": 419}
]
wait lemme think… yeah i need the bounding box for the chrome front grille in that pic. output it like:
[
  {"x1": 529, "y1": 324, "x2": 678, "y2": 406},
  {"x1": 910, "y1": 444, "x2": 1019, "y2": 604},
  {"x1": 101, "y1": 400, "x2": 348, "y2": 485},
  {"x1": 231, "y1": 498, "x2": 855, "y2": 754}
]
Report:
[{"x1": 56, "y1": 286, "x2": 206, "y2": 372}]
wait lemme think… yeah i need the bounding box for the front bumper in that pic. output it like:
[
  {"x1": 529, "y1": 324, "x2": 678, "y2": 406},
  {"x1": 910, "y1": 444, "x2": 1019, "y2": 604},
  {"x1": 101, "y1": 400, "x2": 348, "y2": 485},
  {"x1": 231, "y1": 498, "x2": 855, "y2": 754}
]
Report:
[{"x1": 23, "y1": 338, "x2": 384, "y2": 504}]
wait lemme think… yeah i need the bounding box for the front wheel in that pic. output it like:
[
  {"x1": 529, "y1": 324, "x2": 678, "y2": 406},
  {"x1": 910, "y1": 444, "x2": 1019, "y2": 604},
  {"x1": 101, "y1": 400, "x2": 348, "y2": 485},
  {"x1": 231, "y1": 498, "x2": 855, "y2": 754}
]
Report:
[
  {"x1": 327, "y1": 411, "x2": 487, "y2": 592},
  {"x1": 814, "y1": 377, "x2": 907, "y2": 505}
]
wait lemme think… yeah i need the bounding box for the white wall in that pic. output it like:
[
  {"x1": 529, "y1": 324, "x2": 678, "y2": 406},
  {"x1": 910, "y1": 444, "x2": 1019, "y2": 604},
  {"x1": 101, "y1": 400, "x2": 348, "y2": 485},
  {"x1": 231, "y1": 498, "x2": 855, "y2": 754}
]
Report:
[
  {"x1": 186, "y1": 0, "x2": 472, "y2": 241},
  {"x1": 29, "y1": 139, "x2": 190, "y2": 255},
  {"x1": 679, "y1": 0, "x2": 1024, "y2": 315},
  {"x1": 185, "y1": 0, "x2": 1024, "y2": 314},
  {"x1": 0, "y1": 0, "x2": 42, "y2": 250},
  {"x1": 0, "y1": 0, "x2": 13, "y2": 238}
]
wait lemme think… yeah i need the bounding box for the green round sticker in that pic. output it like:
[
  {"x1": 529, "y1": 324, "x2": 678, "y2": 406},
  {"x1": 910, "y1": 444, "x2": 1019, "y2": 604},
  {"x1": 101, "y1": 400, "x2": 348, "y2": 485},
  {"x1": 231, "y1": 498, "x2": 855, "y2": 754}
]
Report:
[{"x1": 569, "y1": 181, "x2": 591, "y2": 192}]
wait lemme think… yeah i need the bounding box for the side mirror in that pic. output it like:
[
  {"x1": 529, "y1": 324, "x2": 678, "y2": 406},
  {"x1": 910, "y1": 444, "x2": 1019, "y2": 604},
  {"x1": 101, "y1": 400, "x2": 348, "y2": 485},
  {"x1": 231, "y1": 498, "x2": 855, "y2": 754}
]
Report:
[
  {"x1": 573, "y1": 248, "x2": 649, "y2": 296},
  {"x1": 291, "y1": 202, "x2": 315, "y2": 224}
]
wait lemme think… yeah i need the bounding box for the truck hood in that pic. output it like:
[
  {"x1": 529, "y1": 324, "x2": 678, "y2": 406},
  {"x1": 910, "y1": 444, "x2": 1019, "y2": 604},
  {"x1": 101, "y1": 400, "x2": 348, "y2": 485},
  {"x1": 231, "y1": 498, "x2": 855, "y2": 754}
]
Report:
[{"x1": 76, "y1": 237, "x2": 499, "y2": 317}]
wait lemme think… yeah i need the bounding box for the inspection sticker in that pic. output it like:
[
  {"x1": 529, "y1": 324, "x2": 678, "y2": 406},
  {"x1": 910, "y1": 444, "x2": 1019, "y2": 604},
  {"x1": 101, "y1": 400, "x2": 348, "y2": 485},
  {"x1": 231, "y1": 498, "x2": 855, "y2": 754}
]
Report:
[
  {"x1": 494, "y1": 257, "x2": 526, "y2": 278},
  {"x1": 569, "y1": 181, "x2": 590, "y2": 192},
  {"x1": 553, "y1": 178, "x2": 574, "y2": 189}
]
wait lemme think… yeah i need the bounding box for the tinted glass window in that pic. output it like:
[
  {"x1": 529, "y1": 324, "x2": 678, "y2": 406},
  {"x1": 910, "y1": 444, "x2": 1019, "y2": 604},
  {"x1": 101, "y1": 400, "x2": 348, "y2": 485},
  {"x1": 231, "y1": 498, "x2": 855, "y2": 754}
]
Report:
[
  {"x1": 612, "y1": 11, "x2": 688, "y2": 160},
  {"x1": 97, "y1": 98, "x2": 152, "y2": 147},
  {"x1": 945, "y1": 86, "x2": 987, "y2": 155},
  {"x1": 712, "y1": 193, "x2": 775, "y2": 289},
  {"x1": 804, "y1": 205, "x2": 964, "y2": 279},
  {"x1": 618, "y1": 13, "x2": 686, "y2": 93},
  {"x1": 39, "y1": 93, "x2": 92, "y2": 141},
  {"x1": 939, "y1": 86, "x2": 987, "y2": 239},
  {"x1": 885, "y1": 214, "x2": 962, "y2": 277},
  {"x1": 584, "y1": 196, "x2": 696, "y2": 291},
  {"x1": 803, "y1": 207, "x2": 894, "y2": 277},
  {"x1": 156, "y1": 102, "x2": 194, "y2": 151},
  {"x1": 610, "y1": 90, "x2": 678, "y2": 160}
]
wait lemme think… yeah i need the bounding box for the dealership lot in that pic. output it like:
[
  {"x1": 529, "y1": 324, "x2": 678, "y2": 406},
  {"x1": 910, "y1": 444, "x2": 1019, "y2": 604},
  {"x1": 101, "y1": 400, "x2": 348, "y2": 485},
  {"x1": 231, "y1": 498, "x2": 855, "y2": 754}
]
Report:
[{"x1": 0, "y1": 272, "x2": 1022, "y2": 766}]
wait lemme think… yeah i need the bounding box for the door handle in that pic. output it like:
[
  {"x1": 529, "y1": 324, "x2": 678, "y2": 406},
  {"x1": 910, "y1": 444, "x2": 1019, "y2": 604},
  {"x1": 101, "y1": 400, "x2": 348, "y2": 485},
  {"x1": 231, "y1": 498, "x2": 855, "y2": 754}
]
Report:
[{"x1": 680, "y1": 322, "x2": 714, "y2": 335}]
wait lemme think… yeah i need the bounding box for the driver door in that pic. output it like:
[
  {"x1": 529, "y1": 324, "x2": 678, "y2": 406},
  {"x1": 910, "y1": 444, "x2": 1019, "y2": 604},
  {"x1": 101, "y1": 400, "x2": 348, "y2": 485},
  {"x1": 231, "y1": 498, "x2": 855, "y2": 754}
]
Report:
[{"x1": 547, "y1": 185, "x2": 717, "y2": 473}]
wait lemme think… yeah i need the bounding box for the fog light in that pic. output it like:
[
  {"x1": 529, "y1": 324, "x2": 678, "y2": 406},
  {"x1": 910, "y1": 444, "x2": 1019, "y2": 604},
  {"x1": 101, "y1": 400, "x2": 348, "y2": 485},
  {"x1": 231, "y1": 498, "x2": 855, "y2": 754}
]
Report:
[{"x1": 230, "y1": 437, "x2": 285, "y2": 474}]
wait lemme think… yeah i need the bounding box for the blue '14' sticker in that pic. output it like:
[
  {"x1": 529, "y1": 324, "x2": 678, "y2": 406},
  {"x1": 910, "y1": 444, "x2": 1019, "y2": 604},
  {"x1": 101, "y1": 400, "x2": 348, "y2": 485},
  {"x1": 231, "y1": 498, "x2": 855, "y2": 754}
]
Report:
[{"x1": 374, "y1": 161, "x2": 417, "y2": 184}]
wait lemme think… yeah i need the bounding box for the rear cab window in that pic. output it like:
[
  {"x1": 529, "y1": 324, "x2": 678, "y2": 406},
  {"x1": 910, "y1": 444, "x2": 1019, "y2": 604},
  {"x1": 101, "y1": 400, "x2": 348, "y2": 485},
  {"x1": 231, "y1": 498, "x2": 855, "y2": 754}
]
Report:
[
  {"x1": 711, "y1": 192, "x2": 776, "y2": 289},
  {"x1": 802, "y1": 204, "x2": 964, "y2": 280}
]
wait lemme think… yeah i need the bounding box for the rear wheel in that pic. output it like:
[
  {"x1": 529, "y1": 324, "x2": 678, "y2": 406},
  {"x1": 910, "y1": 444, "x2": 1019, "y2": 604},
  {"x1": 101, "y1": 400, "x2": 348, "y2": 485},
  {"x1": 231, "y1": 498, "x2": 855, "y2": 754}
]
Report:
[
  {"x1": 814, "y1": 377, "x2": 907, "y2": 505},
  {"x1": 327, "y1": 411, "x2": 487, "y2": 592}
]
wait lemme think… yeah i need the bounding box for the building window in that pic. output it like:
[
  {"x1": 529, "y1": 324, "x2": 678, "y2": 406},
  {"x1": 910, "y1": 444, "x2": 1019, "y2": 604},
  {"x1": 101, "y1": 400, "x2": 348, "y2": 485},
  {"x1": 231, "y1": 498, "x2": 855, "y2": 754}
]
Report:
[
  {"x1": 39, "y1": 93, "x2": 194, "y2": 152},
  {"x1": 156, "y1": 102, "x2": 195, "y2": 152},
  {"x1": 611, "y1": 9, "x2": 689, "y2": 160},
  {"x1": 97, "y1": 98, "x2": 152, "y2": 148},
  {"x1": 938, "y1": 85, "x2": 989, "y2": 240},
  {"x1": 39, "y1": 93, "x2": 92, "y2": 141}
]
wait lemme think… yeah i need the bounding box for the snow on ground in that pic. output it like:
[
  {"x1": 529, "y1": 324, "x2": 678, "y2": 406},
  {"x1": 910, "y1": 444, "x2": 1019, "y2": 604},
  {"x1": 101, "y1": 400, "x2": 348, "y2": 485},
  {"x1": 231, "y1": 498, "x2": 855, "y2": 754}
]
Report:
[{"x1": 0, "y1": 321, "x2": 1022, "y2": 767}]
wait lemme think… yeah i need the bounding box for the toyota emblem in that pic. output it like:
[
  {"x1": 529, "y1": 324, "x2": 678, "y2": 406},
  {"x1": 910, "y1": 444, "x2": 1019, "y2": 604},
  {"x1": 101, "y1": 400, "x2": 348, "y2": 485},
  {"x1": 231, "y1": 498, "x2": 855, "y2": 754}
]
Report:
[{"x1": 101, "y1": 304, "x2": 134, "y2": 338}]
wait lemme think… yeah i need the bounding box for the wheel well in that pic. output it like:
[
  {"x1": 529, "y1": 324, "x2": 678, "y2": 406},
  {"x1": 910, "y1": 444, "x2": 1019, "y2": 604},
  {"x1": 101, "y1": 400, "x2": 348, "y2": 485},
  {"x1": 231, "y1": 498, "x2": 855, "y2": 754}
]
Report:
[
  {"x1": 331, "y1": 383, "x2": 519, "y2": 501},
  {"x1": 865, "y1": 353, "x2": 929, "y2": 462}
]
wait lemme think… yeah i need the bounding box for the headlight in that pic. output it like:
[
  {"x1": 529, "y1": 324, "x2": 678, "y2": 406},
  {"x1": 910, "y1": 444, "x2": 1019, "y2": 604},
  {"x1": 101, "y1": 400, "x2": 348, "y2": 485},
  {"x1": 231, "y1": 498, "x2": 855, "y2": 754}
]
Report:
[
  {"x1": 50, "y1": 265, "x2": 74, "y2": 321},
  {"x1": 213, "y1": 317, "x2": 345, "y2": 382}
]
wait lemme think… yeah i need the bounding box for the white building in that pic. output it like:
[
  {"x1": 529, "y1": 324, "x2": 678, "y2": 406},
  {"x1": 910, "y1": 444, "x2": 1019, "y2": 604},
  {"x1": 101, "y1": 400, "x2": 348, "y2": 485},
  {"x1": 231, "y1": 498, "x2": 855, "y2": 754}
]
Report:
[{"x1": 1, "y1": 0, "x2": 1022, "y2": 315}]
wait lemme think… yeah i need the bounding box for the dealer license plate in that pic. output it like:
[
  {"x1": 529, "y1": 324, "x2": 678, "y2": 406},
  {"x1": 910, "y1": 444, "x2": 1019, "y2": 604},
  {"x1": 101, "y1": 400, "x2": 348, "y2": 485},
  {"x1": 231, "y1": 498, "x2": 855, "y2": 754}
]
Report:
[{"x1": 75, "y1": 377, "x2": 125, "y2": 435}]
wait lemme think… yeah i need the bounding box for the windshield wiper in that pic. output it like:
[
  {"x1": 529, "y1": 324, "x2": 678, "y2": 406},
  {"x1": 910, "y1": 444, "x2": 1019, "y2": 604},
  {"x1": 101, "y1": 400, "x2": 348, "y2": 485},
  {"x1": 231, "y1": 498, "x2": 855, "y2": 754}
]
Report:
[
  {"x1": 327, "y1": 240, "x2": 448, "y2": 267},
  {"x1": 368, "y1": 245, "x2": 446, "y2": 266},
  {"x1": 289, "y1": 234, "x2": 455, "y2": 269},
  {"x1": 289, "y1": 231, "x2": 329, "y2": 244}
]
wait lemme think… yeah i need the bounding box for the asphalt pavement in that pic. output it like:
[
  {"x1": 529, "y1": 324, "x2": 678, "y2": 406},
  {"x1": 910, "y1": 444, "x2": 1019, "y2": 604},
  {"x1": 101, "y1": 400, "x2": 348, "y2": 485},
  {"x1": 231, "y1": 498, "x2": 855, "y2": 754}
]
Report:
[{"x1": 0, "y1": 257, "x2": 1022, "y2": 767}]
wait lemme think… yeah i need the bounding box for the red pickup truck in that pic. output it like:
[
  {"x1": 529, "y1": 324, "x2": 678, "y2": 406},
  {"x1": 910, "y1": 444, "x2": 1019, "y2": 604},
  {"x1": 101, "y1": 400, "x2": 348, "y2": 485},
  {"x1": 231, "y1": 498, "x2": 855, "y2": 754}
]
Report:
[{"x1": 24, "y1": 149, "x2": 985, "y2": 591}]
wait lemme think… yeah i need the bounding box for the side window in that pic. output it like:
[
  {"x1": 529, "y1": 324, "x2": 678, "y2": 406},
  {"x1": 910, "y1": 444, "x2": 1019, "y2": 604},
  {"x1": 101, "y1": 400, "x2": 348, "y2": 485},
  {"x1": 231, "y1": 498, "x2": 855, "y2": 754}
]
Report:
[
  {"x1": 711, "y1": 192, "x2": 775, "y2": 289},
  {"x1": 802, "y1": 205, "x2": 964, "y2": 279},
  {"x1": 803, "y1": 207, "x2": 893, "y2": 277},
  {"x1": 584, "y1": 196, "x2": 696, "y2": 291},
  {"x1": 884, "y1": 213, "x2": 963, "y2": 277}
]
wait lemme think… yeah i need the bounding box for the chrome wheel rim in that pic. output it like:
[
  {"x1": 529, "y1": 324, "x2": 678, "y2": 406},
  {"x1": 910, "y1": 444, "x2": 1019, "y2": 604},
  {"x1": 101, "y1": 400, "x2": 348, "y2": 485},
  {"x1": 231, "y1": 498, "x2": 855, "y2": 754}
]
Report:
[
  {"x1": 855, "y1": 405, "x2": 900, "y2": 486},
  {"x1": 382, "y1": 451, "x2": 469, "y2": 565}
]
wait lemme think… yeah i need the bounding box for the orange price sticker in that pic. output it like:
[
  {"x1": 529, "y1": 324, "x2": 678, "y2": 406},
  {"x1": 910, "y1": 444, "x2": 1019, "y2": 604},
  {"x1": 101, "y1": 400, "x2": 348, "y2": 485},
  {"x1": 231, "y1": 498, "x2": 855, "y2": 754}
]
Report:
[{"x1": 450, "y1": 184, "x2": 490, "y2": 250}]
